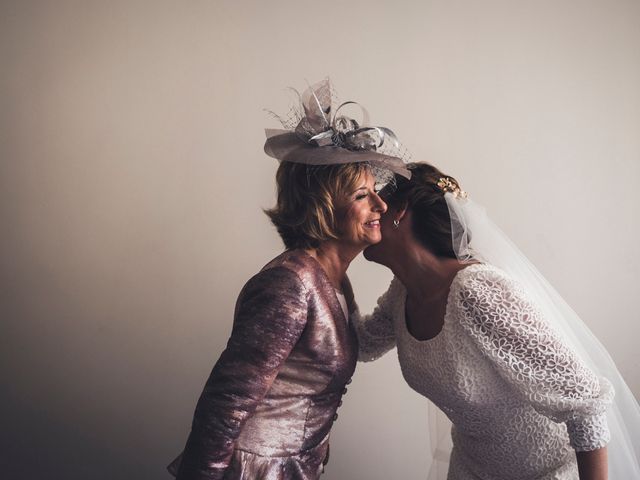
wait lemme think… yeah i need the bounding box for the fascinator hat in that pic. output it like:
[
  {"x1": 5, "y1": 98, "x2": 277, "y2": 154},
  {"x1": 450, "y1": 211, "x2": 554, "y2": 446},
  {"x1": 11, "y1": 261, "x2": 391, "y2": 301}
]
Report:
[{"x1": 264, "y1": 78, "x2": 411, "y2": 183}]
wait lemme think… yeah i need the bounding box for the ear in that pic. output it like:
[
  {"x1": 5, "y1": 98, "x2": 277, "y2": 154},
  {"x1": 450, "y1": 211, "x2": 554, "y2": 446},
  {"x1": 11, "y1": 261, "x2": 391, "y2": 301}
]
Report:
[{"x1": 393, "y1": 200, "x2": 409, "y2": 223}]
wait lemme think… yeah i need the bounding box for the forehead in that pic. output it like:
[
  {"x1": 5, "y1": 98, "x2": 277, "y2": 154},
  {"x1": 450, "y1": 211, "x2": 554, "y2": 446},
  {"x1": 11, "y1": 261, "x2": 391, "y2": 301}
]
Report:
[
  {"x1": 355, "y1": 169, "x2": 375, "y2": 185},
  {"x1": 337, "y1": 167, "x2": 372, "y2": 191},
  {"x1": 345, "y1": 171, "x2": 377, "y2": 196}
]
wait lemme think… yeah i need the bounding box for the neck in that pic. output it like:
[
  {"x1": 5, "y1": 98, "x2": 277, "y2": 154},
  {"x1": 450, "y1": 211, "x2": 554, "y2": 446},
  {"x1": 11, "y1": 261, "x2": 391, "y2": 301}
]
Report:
[
  {"x1": 305, "y1": 241, "x2": 359, "y2": 292},
  {"x1": 386, "y1": 241, "x2": 465, "y2": 302}
]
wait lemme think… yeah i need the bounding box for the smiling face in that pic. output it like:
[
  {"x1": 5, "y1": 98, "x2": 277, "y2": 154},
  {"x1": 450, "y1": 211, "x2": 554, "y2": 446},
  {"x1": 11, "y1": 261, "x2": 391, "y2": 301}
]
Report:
[
  {"x1": 362, "y1": 205, "x2": 399, "y2": 265},
  {"x1": 334, "y1": 170, "x2": 388, "y2": 250}
]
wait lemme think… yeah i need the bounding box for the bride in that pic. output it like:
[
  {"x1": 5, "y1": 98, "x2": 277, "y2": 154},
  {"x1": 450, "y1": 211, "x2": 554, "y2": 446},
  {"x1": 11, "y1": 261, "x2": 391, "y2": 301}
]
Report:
[{"x1": 353, "y1": 162, "x2": 640, "y2": 479}]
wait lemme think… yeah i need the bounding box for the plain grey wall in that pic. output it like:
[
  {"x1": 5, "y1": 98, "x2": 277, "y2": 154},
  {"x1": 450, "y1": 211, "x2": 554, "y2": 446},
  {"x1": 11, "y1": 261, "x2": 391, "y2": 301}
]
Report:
[{"x1": 1, "y1": 1, "x2": 639, "y2": 479}]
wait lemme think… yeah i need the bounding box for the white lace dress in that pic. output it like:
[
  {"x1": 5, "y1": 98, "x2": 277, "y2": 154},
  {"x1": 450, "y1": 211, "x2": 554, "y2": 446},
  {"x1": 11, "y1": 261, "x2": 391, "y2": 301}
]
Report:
[{"x1": 354, "y1": 264, "x2": 613, "y2": 480}]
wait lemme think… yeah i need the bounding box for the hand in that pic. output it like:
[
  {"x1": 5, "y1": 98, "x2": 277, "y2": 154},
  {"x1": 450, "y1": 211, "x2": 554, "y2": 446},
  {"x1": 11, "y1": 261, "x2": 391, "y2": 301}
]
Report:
[{"x1": 576, "y1": 447, "x2": 607, "y2": 480}]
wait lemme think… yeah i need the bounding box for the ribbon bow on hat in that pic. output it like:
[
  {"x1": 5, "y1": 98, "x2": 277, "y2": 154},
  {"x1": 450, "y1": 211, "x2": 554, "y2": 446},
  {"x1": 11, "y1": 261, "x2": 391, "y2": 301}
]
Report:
[{"x1": 264, "y1": 78, "x2": 411, "y2": 179}]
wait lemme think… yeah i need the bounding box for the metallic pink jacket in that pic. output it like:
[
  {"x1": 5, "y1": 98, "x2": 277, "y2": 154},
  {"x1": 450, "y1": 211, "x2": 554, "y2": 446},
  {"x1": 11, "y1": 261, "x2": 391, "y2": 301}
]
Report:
[{"x1": 169, "y1": 249, "x2": 358, "y2": 480}]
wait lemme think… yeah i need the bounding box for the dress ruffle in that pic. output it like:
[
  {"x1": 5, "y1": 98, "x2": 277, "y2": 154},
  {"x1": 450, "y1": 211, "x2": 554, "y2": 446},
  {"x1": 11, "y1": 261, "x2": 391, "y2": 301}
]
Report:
[{"x1": 168, "y1": 435, "x2": 329, "y2": 480}]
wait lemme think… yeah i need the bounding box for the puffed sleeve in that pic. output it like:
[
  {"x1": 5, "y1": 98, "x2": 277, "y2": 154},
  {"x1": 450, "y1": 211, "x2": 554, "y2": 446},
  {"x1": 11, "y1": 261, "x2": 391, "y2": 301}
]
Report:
[
  {"x1": 456, "y1": 268, "x2": 614, "y2": 452},
  {"x1": 173, "y1": 266, "x2": 309, "y2": 480},
  {"x1": 351, "y1": 277, "x2": 403, "y2": 362}
]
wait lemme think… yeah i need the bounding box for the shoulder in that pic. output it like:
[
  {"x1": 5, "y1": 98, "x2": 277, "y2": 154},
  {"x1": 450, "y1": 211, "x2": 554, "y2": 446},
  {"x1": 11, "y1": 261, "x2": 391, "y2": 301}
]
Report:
[
  {"x1": 240, "y1": 249, "x2": 336, "y2": 301},
  {"x1": 451, "y1": 264, "x2": 532, "y2": 324},
  {"x1": 452, "y1": 264, "x2": 543, "y2": 334},
  {"x1": 233, "y1": 255, "x2": 314, "y2": 326},
  {"x1": 239, "y1": 251, "x2": 313, "y2": 303},
  {"x1": 453, "y1": 263, "x2": 524, "y2": 300}
]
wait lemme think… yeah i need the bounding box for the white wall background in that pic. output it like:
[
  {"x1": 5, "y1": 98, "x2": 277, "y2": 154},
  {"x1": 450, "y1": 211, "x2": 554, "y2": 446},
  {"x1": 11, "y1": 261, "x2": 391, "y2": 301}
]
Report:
[{"x1": 1, "y1": 1, "x2": 638, "y2": 479}]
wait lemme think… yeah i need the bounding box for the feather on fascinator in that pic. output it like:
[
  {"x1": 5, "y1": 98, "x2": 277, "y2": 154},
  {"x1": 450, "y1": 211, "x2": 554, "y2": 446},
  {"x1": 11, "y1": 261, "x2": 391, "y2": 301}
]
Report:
[{"x1": 264, "y1": 78, "x2": 411, "y2": 179}]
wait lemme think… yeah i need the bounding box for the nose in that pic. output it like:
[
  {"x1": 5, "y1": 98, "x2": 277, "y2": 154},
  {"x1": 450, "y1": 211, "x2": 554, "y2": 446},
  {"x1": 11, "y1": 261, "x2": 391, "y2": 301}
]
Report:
[{"x1": 372, "y1": 191, "x2": 387, "y2": 213}]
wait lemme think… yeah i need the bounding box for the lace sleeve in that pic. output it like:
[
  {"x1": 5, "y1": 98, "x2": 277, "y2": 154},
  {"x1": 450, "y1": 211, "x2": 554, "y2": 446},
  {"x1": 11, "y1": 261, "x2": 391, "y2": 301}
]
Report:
[
  {"x1": 351, "y1": 277, "x2": 402, "y2": 362},
  {"x1": 456, "y1": 267, "x2": 614, "y2": 452},
  {"x1": 175, "y1": 267, "x2": 308, "y2": 479}
]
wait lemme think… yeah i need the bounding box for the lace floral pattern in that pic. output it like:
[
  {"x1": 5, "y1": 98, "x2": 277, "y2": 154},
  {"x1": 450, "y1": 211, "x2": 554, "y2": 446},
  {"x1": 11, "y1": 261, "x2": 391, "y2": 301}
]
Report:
[{"x1": 353, "y1": 264, "x2": 613, "y2": 479}]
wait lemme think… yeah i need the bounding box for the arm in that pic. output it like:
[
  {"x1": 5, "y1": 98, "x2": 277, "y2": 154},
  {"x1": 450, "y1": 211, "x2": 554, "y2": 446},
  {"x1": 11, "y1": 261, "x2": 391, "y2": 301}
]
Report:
[
  {"x1": 350, "y1": 277, "x2": 402, "y2": 362},
  {"x1": 175, "y1": 267, "x2": 309, "y2": 480},
  {"x1": 457, "y1": 269, "x2": 614, "y2": 462},
  {"x1": 576, "y1": 447, "x2": 608, "y2": 480}
]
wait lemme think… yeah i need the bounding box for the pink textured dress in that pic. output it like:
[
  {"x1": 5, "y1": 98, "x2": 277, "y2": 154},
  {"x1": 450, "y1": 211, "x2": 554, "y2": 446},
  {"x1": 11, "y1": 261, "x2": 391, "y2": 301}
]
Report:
[{"x1": 169, "y1": 249, "x2": 358, "y2": 480}]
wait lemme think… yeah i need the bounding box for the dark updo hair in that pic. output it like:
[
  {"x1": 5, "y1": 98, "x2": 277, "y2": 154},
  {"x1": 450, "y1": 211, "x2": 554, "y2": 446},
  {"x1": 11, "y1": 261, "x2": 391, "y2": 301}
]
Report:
[
  {"x1": 386, "y1": 162, "x2": 462, "y2": 259},
  {"x1": 265, "y1": 161, "x2": 371, "y2": 250}
]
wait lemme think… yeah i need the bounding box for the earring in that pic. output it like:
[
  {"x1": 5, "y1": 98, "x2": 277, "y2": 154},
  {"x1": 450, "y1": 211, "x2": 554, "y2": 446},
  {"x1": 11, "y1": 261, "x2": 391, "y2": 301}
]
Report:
[{"x1": 393, "y1": 219, "x2": 400, "y2": 229}]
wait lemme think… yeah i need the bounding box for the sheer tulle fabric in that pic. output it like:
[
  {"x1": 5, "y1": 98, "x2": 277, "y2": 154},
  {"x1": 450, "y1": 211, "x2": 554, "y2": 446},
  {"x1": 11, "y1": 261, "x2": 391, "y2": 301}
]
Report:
[{"x1": 443, "y1": 193, "x2": 640, "y2": 478}]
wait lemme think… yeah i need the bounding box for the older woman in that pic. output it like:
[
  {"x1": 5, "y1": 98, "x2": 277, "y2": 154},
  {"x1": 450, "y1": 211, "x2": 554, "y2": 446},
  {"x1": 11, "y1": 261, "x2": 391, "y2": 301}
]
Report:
[
  {"x1": 168, "y1": 79, "x2": 410, "y2": 480},
  {"x1": 355, "y1": 162, "x2": 640, "y2": 479}
]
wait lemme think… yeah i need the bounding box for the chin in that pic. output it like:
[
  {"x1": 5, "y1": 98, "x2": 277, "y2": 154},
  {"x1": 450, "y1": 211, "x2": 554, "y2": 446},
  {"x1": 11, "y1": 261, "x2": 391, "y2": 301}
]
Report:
[{"x1": 363, "y1": 243, "x2": 383, "y2": 263}]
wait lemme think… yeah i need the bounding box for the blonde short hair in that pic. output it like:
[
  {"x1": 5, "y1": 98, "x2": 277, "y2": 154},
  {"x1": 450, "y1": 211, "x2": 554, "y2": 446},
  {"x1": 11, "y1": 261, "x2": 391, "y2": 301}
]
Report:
[{"x1": 265, "y1": 162, "x2": 370, "y2": 249}]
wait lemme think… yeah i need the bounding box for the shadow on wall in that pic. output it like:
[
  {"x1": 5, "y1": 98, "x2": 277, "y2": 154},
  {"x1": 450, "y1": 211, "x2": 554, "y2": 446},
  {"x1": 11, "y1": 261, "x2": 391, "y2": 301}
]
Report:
[{"x1": 0, "y1": 396, "x2": 157, "y2": 480}]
